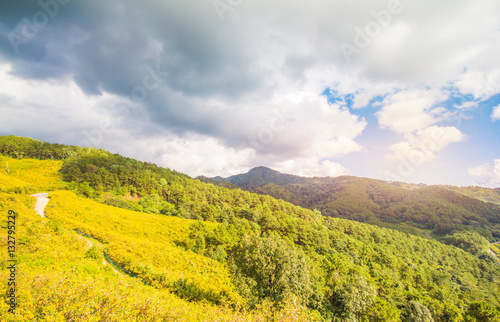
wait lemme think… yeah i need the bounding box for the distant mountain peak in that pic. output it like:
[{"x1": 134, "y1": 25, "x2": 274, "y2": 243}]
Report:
[
  {"x1": 248, "y1": 165, "x2": 274, "y2": 172},
  {"x1": 211, "y1": 166, "x2": 304, "y2": 188},
  {"x1": 246, "y1": 166, "x2": 282, "y2": 177}
]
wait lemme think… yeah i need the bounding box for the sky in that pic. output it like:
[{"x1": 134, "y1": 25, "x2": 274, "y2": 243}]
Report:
[{"x1": 0, "y1": 0, "x2": 499, "y2": 187}]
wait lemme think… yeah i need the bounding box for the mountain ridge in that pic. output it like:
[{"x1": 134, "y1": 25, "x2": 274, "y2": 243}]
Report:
[{"x1": 203, "y1": 166, "x2": 500, "y2": 241}]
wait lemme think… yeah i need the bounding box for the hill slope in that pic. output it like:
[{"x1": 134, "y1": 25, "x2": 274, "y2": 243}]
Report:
[
  {"x1": 439, "y1": 185, "x2": 500, "y2": 206},
  {"x1": 1, "y1": 135, "x2": 500, "y2": 321},
  {"x1": 205, "y1": 167, "x2": 500, "y2": 241}
]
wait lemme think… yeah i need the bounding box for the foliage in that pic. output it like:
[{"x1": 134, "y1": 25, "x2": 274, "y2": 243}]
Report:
[
  {"x1": 443, "y1": 231, "x2": 490, "y2": 256},
  {"x1": 207, "y1": 167, "x2": 500, "y2": 242},
  {"x1": 464, "y1": 301, "x2": 500, "y2": 322},
  {"x1": 402, "y1": 301, "x2": 434, "y2": 322},
  {"x1": 491, "y1": 244, "x2": 500, "y2": 256},
  {"x1": 44, "y1": 190, "x2": 240, "y2": 305},
  {"x1": 440, "y1": 185, "x2": 500, "y2": 206},
  {"x1": 1, "y1": 135, "x2": 500, "y2": 321},
  {"x1": 0, "y1": 193, "x2": 318, "y2": 321},
  {"x1": 327, "y1": 274, "x2": 376, "y2": 322},
  {"x1": 0, "y1": 135, "x2": 83, "y2": 160},
  {"x1": 230, "y1": 233, "x2": 314, "y2": 306}
]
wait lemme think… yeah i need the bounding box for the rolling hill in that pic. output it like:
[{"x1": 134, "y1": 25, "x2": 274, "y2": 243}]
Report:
[
  {"x1": 1, "y1": 135, "x2": 500, "y2": 321},
  {"x1": 203, "y1": 166, "x2": 500, "y2": 241}
]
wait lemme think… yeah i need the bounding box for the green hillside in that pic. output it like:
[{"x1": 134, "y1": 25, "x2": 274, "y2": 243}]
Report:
[
  {"x1": 1, "y1": 135, "x2": 500, "y2": 321},
  {"x1": 206, "y1": 167, "x2": 500, "y2": 242},
  {"x1": 439, "y1": 185, "x2": 500, "y2": 206}
]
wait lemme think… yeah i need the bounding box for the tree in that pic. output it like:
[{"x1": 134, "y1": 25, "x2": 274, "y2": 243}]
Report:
[
  {"x1": 465, "y1": 301, "x2": 500, "y2": 322},
  {"x1": 138, "y1": 193, "x2": 161, "y2": 214},
  {"x1": 327, "y1": 274, "x2": 376, "y2": 321},
  {"x1": 402, "y1": 301, "x2": 434, "y2": 322},
  {"x1": 443, "y1": 231, "x2": 490, "y2": 256},
  {"x1": 230, "y1": 233, "x2": 313, "y2": 306}
]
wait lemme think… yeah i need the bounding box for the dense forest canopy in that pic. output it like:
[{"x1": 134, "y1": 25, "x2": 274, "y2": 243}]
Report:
[
  {"x1": 203, "y1": 166, "x2": 500, "y2": 242},
  {"x1": 1, "y1": 135, "x2": 500, "y2": 321}
]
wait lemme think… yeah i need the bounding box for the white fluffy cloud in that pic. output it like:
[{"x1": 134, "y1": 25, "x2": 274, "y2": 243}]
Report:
[
  {"x1": 378, "y1": 89, "x2": 465, "y2": 167},
  {"x1": 376, "y1": 89, "x2": 450, "y2": 134},
  {"x1": 455, "y1": 70, "x2": 500, "y2": 100},
  {"x1": 274, "y1": 158, "x2": 351, "y2": 178},
  {"x1": 386, "y1": 126, "x2": 465, "y2": 162},
  {"x1": 468, "y1": 160, "x2": 500, "y2": 186},
  {"x1": 123, "y1": 135, "x2": 256, "y2": 178},
  {"x1": 491, "y1": 104, "x2": 500, "y2": 121}
]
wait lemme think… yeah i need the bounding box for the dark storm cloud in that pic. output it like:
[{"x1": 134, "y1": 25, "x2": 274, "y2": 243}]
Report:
[
  {"x1": 1, "y1": 1, "x2": 257, "y2": 89},
  {"x1": 0, "y1": 0, "x2": 268, "y2": 141}
]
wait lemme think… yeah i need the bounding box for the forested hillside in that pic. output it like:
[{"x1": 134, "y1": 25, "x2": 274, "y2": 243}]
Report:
[
  {"x1": 439, "y1": 185, "x2": 500, "y2": 206},
  {"x1": 205, "y1": 166, "x2": 500, "y2": 242},
  {"x1": 1, "y1": 135, "x2": 500, "y2": 321}
]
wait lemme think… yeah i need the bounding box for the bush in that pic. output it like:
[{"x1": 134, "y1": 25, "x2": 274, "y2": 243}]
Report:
[{"x1": 85, "y1": 246, "x2": 101, "y2": 260}]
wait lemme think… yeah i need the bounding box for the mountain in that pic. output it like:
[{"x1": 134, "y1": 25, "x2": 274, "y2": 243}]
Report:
[
  {"x1": 1, "y1": 135, "x2": 500, "y2": 321},
  {"x1": 205, "y1": 167, "x2": 500, "y2": 241},
  {"x1": 205, "y1": 166, "x2": 303, "y2": 187}
]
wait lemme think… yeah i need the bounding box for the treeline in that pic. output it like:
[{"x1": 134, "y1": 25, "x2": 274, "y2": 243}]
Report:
[{"x1": 0, "y1": 135, "x2": 82, "y2": 159}]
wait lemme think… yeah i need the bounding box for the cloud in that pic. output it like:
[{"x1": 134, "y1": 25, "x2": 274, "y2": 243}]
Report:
[
  {"x1": 0, "y1": 64, "x2": 132, "y2": 144},
  {"x1": 492, "y1": 104, "x2": 500, "y2": 121},
  {"x1": 0, "y1": 0, "x2": 499, "y2": 181},
  {"x1": 468, "y1": 160, "x2": 500, "y2": 186},
  {"x1": 0, "y1": 64, "x2": 361, "y2": 177},
  {"x1": 2, "y1": 0, "x2": 500, "y2": 100},
  {"x1": 453, "y1": 100, "x2": 478, "y2": 111},
  {"x1": 454, "y1": 70, "x2": 500, "y2": 100},
  {"x1": 0, "y1": 0, "x2": 372, "y2": 176},
  {"x1": 385, "y1": 126, "x2": 465, "y2": 162},
  {"x1": 123, "y1": 135, "x2": 257, "y2": 178},
  {"x1": 274, "y1": 158, "x2": 351, "y2": 178},
  {"x1": 351, "y1": 92, "x2": 372, "y2": 109},
  {"x1": 376, "y1": 89, "x2": 449, "y2": 134}
]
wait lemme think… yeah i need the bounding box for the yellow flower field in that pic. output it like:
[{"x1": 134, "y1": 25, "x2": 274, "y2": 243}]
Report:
[
  {"x1": 0, "y1": 159, "x2": 318, "y2": 321},
  {"x1": 0, "y1": 156, "x2": 66, "y2": 191}
]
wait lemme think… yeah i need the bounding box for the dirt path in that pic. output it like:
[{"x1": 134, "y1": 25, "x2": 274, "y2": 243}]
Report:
[
  {"x1": 76, "y1": 234, "x2": 120, "y2": 274},
  {"x1": 76, "y1": 234, "x2": 93, "y2": 248},
  {"x1": 31, "y1": 193, "x2": 49, "y2": 218},
  {"x1": 31, "y1": 193, "x2": 120, "y2": 274}
]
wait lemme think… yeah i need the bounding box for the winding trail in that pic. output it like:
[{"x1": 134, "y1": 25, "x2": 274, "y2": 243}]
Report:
[
  {"x1": 31, "y1": 193, "x2": 49, "y2": 218},
  {"x1": 75, "y1": 234, "x2": 120, "y2": 274},
  {"x1": 31, "y1": 193, "x2": 121, "y2": 274}
]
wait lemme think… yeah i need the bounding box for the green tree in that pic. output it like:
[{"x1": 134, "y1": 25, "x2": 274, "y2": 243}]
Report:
[
  {"x1": 465, "y1": 301, "x2": 500, "y2": 322},
  {"x1": 138, "y1": 193, "x2": 161, "y2": 214},
  {"x1": 443, "y1": 231, "x2": 490, "y2": 256},
  {"x1": 328, "y1": 274, "x2": 376, "y2": 322},
  {"x1": 403, "y1": 301, "x2": 434, "y2": 322},
  {"x1": 230, "y1": 233, "x2": 313, "y2": 306}
]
